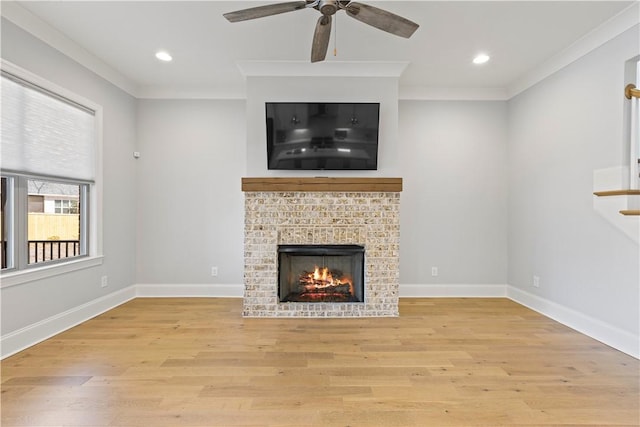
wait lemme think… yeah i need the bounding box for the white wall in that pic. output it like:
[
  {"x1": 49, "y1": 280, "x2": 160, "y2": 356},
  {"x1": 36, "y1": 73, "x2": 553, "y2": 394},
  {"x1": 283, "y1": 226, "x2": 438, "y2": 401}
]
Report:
[
  {"x1": 135, "y1": 90, "x2": 510, "y2": 294},
  {"x1": 134, "y1": 77, "x2": 511, "y2": 296},
  {"x1": 135, "y1": 100, "x2": 246, "y2": 285},
  {"x1": 134, "y1": 73, "x2": 400, "y2": 287},
  {"x1": 0, "y1": 19, "x2": 138, "y2": 334},
  {"x1": 398, "y1": 101, "x2": 509, "y2": 287},
  {"x1": 508, "y1": 26, "x2": 640, "y2": 338}
]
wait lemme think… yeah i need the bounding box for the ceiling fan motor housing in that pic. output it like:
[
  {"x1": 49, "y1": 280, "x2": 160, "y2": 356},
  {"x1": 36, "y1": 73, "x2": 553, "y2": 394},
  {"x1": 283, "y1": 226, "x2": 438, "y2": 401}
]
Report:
[{"x1": 318, "y1": 0, "x2": 338, "y2": 15}]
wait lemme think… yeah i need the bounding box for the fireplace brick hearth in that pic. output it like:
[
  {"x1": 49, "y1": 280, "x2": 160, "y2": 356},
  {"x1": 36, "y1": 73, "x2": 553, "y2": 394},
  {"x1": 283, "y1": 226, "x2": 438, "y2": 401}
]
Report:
[{"x1": 242, "y1": 178, "x2": 401, "y2": 317}]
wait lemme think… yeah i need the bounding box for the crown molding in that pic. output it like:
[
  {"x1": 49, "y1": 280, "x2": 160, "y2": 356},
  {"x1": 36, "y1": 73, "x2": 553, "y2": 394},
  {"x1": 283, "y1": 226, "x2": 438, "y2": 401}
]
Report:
[
  {"x1": 507, "y1": 2, "x2": 640, "y2": 99},
  {"x1": 237, "y1": 60, "x2": 410, "y2": 78},
  {"x1": 1, "y1": 1, "x2": 141, "y2": 97},
  {"x1": 136, "y1": 85, "x2": 246, "y2": 100},
  {"x1": 400, "y1": 2, "x2": 640, "y2": 102},
  {"x1": 3, "y1": 1, "x2": 636, "y2": 101},
  {"x1": 399, "y1": 86, "x2": 509, "y2": 101}
]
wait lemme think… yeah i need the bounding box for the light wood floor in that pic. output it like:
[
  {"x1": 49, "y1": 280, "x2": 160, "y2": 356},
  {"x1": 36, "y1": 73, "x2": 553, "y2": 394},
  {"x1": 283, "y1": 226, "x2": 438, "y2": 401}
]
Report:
[{"x1": 1, "y1": 298, "x2": 638, "y2": 426}]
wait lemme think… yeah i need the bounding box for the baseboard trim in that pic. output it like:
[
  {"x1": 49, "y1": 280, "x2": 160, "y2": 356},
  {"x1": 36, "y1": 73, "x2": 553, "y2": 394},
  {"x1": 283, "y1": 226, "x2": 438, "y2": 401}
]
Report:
[
  {"x1": 0, "y1": 286, "x2": 136, "y2": 359},
  {"x1": 507, "y1": 285, "x2": 639, "y2": 359},
  {"x1": 400, "y1": 283, "x2": 508, "y2": 297},
  {"x1": 135, "y1": 283, "x2": 244, "y2": 298},
  {"x1": 3, "y1": 283, "x2": 636, "y2": 360}
]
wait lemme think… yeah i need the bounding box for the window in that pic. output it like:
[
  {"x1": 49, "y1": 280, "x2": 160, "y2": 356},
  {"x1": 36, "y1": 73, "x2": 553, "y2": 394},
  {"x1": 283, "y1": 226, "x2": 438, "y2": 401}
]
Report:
[
  {"x1": 54, "y1": 200, "x2": 76, "y2": 214},
  {"x1": 1, "y1": 63, "x2": 98, "y2": 272},
  {"x1": 27, "y1": 180, "x2": 85, "y2": 264},
  {"x1": 1, "y1": 177, "x2": 10, "y2": 269}
]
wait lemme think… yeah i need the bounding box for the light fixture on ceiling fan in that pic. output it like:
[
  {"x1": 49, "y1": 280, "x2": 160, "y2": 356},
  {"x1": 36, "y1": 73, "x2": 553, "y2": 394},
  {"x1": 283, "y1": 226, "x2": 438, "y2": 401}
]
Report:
[{"x1": 223, "y1": 0, "x2": 419, "y2": 63}]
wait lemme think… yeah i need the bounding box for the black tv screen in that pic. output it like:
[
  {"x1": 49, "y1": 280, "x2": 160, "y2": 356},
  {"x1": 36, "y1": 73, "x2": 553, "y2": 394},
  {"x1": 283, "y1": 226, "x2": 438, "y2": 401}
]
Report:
[{"x1": 266, "y1": 102, "x2": 379, "y2": 170}]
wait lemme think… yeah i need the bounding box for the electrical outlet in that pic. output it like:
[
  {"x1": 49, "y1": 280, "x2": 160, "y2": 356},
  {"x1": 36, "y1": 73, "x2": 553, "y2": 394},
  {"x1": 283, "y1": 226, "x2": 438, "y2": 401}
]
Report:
[
  {"x1": 211, "y1": 267, "x2": 218, "y2": 277},
  {"x1": 533, "y1": 275, "x2": 540, "y2": 288},
  {"x1": 101, "y1": 275, "x2": 108, "y2": 288},
  {"x1": 431, "y1": 267, "x2": 438, "y2": 277}
]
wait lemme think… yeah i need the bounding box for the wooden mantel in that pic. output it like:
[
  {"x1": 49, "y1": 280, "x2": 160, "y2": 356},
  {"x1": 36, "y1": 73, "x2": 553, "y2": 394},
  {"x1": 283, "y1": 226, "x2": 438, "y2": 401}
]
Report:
[{"x1": 241, "y1": 177, "x2": 402, "y2": 192}]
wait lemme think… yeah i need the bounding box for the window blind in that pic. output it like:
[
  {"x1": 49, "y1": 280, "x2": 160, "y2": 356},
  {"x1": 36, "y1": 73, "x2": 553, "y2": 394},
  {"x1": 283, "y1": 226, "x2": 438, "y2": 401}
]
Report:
[{"x1": 1, "y1": 72, "x2": 95, "y2": 182}]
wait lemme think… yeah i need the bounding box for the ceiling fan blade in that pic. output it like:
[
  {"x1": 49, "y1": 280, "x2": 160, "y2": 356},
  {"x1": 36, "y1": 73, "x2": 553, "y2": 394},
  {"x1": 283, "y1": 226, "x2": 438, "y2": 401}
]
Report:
[
  {"x1": 224, "y1": 1, "x2": 307, "y2": 23},
  {"x1": 311, "y1": 15, "x2": 332, "y2": 63},
  {"x1": 345, "y1": 2, "x2": 419, "y2": 38}
]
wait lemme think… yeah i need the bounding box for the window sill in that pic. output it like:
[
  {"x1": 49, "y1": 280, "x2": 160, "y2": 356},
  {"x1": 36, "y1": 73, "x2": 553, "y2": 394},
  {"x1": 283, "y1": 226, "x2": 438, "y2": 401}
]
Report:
[{"x1": 0, "y1": 256, "x2": 104, "y2": 289}]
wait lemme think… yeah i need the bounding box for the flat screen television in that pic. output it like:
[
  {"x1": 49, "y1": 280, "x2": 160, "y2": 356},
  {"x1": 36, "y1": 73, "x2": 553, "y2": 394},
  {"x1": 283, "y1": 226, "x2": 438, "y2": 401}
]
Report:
[{"x1": 266, "y1": 102, "x2": 380, "y2": 170}]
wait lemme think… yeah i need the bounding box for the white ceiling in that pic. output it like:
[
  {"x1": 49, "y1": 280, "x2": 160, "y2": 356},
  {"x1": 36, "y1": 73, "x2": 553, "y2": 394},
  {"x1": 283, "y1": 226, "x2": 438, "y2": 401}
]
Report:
[{"x1": 4, "y1": 1, "x2": 637, "y2": 99}]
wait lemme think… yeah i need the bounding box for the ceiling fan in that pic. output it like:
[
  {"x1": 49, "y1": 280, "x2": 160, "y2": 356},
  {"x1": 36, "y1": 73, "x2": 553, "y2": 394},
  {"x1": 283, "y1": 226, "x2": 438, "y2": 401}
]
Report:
[{"x1": 223, "y1": 0, "x2": 419, "y2": 63}]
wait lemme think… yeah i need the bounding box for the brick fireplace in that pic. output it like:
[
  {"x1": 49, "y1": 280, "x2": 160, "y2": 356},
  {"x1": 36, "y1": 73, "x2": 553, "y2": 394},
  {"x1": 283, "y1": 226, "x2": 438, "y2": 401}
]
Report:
[{"x1": 242, "y1": 178, "x2": 401, "y2": 317}]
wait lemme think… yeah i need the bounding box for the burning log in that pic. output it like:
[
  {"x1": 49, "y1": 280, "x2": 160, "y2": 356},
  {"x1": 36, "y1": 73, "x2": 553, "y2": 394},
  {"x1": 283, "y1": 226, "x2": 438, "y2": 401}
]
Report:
[
  {"x1": 278, "y1": 265, "x2": 357, "y2": 303},
  {"x1": 299, "y1": 266, "x2": 353, "y2": 294}
]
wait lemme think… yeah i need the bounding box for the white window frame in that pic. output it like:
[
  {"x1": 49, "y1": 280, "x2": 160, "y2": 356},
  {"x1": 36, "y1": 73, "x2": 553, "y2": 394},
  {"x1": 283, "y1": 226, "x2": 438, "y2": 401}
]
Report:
[
  {"x1": 0, "y1": 60, "x2": 103, "y2": 288},
  {"x1": 6, "y1": 175, "x2": 89, "y2": 267}
]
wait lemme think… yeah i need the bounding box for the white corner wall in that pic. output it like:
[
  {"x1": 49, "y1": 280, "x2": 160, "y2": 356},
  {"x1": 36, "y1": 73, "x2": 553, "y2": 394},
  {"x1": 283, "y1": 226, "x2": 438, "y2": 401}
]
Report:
[
  {"x1": 0, "y1": 19, "x2": 138, "y2": 350},
  {"x1": 398, "y1": 101, "x2": 509, "y2": 290},
  {"x1": 135, "y1": 99, "x2": 246, "y2": 286},
  {"x1": 508, "y1": 25, "x2": 640, "y2": 357}
]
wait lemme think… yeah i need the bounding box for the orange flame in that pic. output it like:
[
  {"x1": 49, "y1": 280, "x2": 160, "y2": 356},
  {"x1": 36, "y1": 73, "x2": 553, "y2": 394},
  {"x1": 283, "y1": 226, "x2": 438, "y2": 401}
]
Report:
[{"x1": 302, "y1": 265, "x2": 354, "y2": 295}]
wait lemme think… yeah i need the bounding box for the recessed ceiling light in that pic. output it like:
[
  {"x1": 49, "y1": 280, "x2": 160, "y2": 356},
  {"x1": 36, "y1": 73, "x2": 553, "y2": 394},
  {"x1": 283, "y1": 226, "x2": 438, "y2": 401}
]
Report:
[
  {"x1": 473, "y1": 54, "x2": 490, "y2": 65},
  {"x1": 155, "y1": 51, "x2": 173, "y2": 62}
]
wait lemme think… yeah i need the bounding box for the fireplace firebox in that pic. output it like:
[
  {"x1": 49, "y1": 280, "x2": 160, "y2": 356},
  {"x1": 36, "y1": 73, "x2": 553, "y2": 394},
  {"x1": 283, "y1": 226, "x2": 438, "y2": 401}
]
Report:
[{"x1": 278, "y1": 244, "x2": 365, "y2": 303}]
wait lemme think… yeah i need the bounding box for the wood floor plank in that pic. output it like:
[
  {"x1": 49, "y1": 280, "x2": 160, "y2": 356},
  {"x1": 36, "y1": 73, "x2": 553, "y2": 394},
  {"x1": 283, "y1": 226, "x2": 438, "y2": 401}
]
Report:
[{"x1": 1, "y1": 297, "x2": 638, "y2": 426}]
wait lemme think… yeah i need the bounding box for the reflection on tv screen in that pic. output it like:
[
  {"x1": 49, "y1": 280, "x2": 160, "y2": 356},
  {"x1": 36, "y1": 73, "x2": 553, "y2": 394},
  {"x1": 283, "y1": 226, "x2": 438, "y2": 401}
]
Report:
[{"x1": 266, "y1": 103, "x2": 380, "y2": 170}]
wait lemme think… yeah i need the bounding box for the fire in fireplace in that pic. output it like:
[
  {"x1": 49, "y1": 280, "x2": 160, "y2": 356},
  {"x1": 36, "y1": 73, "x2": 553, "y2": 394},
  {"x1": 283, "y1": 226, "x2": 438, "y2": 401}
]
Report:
[{"x1": 278, "y1": 244, "x2": 365, "y2": 303}]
